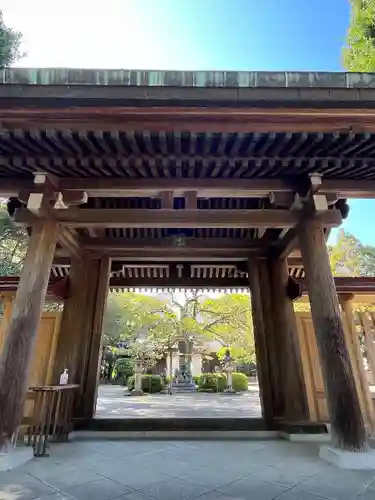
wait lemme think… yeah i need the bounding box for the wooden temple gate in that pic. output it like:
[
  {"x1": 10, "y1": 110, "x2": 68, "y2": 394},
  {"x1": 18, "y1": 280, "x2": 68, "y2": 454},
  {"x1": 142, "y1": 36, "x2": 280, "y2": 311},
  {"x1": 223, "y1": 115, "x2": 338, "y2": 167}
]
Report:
[
  {"x1": 1, "y1": 69, "x2": 375, "y2": 453},
  {"x1": 1, "y1": 270, "x2": 375, "y2": 436}
]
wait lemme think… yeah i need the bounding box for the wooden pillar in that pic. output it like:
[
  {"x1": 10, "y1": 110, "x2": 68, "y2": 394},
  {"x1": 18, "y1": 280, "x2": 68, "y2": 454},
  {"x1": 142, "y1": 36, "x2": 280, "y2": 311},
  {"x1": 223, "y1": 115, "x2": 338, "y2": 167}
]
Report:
[
  {"x1": 53, "y1": 258, "x2": 93, "y2": 383},
  {"x1": 269, "y1": 257, "x2": 308, "y2": 420},
  {"x1": 248, "y1": 258, "x2": 284, "y2": 422},
  {"x1": 299, "y1": 220, "x2": 368, "y2": 451},
  {"x1": 81, "y1": 257, "x2": 111, "y2": 420},
  {"x1": 0, "y1": 219, "x2": 58, "y2": 446},
  {"x1": 54, "y1": 257, "x2": 110, "y2": 420},
  {"x1": 339, "y1": 293, "x2": 375, "y2": 433}
]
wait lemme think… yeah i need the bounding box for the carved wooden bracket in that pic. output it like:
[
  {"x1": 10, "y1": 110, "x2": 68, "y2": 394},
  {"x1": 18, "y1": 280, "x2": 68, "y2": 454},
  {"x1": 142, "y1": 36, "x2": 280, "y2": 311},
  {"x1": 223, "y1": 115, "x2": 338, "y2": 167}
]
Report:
[{"x1": 286, "y1": 276, "x2": 303, "y2": 301}]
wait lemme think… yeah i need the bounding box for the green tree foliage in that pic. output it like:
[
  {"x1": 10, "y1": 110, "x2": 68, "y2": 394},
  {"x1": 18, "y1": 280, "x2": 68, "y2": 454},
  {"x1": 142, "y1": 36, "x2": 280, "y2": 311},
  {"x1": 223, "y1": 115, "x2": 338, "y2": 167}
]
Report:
[
  {"x1": 102, "y1": 292, "x2": 168, "y2": 345},
  {"x1": 329, "y1": 229, "x2": 375, "y2": 277},
  {"x1": 0, "y1": 207, "x2": 28, "y2": 276},
  {"x1": 0, "y1": 11, "x2": 23, "y2": 67},
  {"x1": 200, "y1": 294, "x2": 255, "y2": 364},
  {"x1": 343, "y1": 0, "x2": 375, "y2": 71},
  {"x1": 102, "y1": 290, "x2": 255, "y2": 367}
]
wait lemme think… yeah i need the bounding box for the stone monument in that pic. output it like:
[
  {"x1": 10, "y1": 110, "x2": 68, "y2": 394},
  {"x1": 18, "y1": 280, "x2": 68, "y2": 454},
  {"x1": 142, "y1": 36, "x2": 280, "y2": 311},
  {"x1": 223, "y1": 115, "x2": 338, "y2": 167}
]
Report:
[{"x1": 171, "y1": 340, "x2": 196, "y2": 393}]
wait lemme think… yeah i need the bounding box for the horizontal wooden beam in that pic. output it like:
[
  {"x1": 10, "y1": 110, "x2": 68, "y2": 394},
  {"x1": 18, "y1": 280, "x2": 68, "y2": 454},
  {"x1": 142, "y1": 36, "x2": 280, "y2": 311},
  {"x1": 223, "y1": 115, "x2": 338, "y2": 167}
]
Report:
[
  {"x1": 81, "y1": 237, "x2": 265, "y2": 260},
  {"x1": 57, "y1": 177, "x2": 290, "y2": 198},
  {"x1": 14, "y1": 208, "x2": 343, "y2": 229},
  {"x1": 3, "y1": 106, "x2": 375, "y2": 133},
  {"x1": 109, "y1": 276, "x2": 248, "y2": 289},
  {"x1": 1, "y1": 177, "x2": 374, "y2": 199},
  {"x1": 82, "y1": 237, "x2": 266, "y2": 251}
]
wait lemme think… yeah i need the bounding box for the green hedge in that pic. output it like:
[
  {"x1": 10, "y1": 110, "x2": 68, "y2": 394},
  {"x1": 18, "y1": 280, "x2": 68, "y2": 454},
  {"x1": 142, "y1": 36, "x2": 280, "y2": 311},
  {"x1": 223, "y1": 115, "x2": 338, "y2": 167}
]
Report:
[
  {"x1": 196, "y1": 372, "x2": 248, "y2": 392},
  {"x1": 232, "y1": 372, "x2": 248, "y2": 392},
  {"x1": 127, "y1": 374, "x2": 165, "y2": 393},
  {"x1": 198, "y1": 373, "x2": 227, "y2": 392}
]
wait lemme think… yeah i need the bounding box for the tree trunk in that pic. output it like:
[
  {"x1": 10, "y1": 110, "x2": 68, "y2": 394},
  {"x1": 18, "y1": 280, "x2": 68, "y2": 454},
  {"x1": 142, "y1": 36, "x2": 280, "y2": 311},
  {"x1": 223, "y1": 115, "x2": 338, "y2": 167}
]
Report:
[
  {"x1": 0, "y1": 219, "x2": 58, "y2": 447},
  {"x1": 299, "y1": 220, "x2": 368, "y2": 451}
]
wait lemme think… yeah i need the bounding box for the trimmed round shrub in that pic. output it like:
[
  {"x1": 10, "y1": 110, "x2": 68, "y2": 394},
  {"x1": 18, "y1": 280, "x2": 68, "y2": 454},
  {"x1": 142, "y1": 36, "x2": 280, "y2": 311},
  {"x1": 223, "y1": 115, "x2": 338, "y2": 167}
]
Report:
[
  {"x1": 232, "y1": 372, "x2": 248, "y2": 392},
  {"x1": 198, "y1": 373, "x2": 226, "y2": 392},
  {"x1": 192, "y1": 375, "x2": 201, "y2": 385},
  {"x1": 196, "y1": 372, "x2": 248, "y2": 392},
  {"x1": 115, "y1": 358, "x2": 134, "y2": 382},
  {"x1": 127, "y1": 374, "x2": 165, "y2": 393}
]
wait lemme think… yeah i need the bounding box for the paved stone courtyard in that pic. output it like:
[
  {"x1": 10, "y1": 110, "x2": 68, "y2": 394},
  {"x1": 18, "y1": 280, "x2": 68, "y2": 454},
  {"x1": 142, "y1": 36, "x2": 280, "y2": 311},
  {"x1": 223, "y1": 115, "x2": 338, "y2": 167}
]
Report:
[
  {"x1": 2, "y1": 439, "x2": 375, "y2": 499},
  {"x1": 95, "y1": 384, "x2": 262, "y2": 419}
]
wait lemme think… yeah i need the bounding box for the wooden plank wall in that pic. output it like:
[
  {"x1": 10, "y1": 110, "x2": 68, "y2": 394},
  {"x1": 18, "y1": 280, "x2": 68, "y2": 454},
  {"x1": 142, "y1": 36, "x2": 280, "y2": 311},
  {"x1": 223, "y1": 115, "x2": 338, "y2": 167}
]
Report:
[
  {"x1": 295, "y1": 312, "x2": 329, "y2": 422},
  {"x1": 0, "y1": 299, "x2": 62, "y2": 387},
  {"x1": 295, "y1": 308, "x2": 375, "y2": 432},
  {"x1": 358, "y1": 312, "x2": 375, "y2": 385}
]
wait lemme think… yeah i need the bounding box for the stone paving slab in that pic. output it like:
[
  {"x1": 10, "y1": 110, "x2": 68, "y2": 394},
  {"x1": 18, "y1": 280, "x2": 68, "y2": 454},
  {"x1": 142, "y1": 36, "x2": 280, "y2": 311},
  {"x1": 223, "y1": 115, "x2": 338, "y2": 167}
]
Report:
[
  {"x1": 96, "y1": 384, "x2": 262, "y2": 419},
  {"x1": 1, "y1": 440, "x2": 375, "y2": 500}
]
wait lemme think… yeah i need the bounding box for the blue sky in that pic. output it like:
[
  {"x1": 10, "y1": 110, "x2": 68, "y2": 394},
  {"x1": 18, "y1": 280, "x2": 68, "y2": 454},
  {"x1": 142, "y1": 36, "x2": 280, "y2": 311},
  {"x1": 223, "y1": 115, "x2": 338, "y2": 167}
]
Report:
[{"x1": 3, "y1": 0, "x2": 374, "y2": 245}]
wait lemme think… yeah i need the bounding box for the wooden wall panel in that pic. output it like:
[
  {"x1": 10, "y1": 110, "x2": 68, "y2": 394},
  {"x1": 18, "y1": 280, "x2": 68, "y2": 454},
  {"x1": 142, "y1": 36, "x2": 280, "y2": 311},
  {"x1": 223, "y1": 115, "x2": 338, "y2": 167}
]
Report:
[
  {"x1": 0, "y1": 295, "x2": 15, "y2": 350},
  {"x1": 296, "y1": 309, "x2": 375, "y2": 431},
  {"x1": 359, "y1": 312, "x2": 375, "y2": 385},
  {"x1": 0, "y1": 305, "x2": 62, "y2": 388},
  {"x1": 295, "y1": 313, "x2": 329, "y2": 421},
  {"x1": 27, "y1": 313, "x2": 61, "y2": 386}
]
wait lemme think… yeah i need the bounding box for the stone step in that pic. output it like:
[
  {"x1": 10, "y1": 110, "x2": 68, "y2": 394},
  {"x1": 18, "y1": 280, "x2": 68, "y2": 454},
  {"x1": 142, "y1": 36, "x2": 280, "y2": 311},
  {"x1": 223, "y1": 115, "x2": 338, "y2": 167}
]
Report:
[{"x1": 171, "y1": 383, "x2": 197, "y2": 393}]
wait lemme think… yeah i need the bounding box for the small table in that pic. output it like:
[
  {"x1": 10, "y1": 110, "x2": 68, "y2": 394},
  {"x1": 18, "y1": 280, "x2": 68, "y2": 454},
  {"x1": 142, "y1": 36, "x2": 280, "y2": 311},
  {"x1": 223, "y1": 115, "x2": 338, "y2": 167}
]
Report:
[{"x1": 26, "y1": 384, "x2": 79, "y2": 457}]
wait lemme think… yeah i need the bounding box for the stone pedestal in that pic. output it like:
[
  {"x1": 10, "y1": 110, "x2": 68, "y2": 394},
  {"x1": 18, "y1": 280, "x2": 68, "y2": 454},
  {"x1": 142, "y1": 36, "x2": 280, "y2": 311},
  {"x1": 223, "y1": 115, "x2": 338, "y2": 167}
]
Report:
[
  {"x1": 319, "y1": 445, "x2": 375, "y2": 470},
  {"x1": 0, "y1": 447, "x2": 34, "y2": 472},
  {"x1": 171, "y1": 341, "x2": 196, "y2": 393},
  {"x1": 131, "y1": 361, "x2": 144, "y2": 396}
]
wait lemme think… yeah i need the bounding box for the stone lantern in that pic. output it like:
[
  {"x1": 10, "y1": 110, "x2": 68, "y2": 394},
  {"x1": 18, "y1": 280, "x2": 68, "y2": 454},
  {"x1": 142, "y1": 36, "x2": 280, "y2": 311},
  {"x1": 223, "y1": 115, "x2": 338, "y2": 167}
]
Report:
[
  {"x1": 223, "y1": 348, "x2": 236, "y2": 393},
  {"x1": 131, "y1": 360, "x2": 144, "y2": 396}
]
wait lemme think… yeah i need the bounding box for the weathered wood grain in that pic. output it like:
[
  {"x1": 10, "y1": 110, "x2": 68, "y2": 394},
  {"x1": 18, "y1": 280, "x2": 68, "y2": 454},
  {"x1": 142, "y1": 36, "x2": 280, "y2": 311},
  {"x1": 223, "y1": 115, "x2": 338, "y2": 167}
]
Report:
[
  {"x1": 0, "y1": 219, "x2": 58, "y2": 448},
  {"x1": 299, "y1": 220, "x2": 368, "y2": 451}
]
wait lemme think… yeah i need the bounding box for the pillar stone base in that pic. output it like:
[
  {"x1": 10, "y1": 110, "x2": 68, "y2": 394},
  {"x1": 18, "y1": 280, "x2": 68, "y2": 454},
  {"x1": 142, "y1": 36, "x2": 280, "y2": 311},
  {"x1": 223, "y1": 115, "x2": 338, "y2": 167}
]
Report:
[
  {"x1": 319, "y1": 445, "x2": 375, "y2": 470},
  {"x1": 224, "y1": 388, "x2": 236, "y2": 394},
  {"x1": 0, "y1": 447, "x2": 34, "y2": 472},
  {"x1": 130, "y1": 389, "x2": 144, "y2": 397}
]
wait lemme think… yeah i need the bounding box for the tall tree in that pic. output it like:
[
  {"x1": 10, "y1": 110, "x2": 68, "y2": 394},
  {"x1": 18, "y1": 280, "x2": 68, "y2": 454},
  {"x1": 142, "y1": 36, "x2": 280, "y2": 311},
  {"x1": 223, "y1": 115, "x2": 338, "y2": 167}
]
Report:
[
  {"x1": 200, "y1": 293, "x2": 255, "y2": 364},
  {"x1": 102, "y1": 290, "x2": 256, "y2": 365},
  {"x1": 361, "y1": 244, "x2": 375, "y2": 276},
  {"x1": 329, "y1": 229, "x2": 375, "y2": 277},
  {"x1": 343, "y1": 0, "x2": 375, "y2": 71},
  {"x1": 0, "y1": 11, "x2": 23, "y2": 66},
  {"x1": 329, "y1": 229, "x2": 363, "y2": 276},
  {"x1": 102, "y1": 292, "x2": 168, "y2": 345}
]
